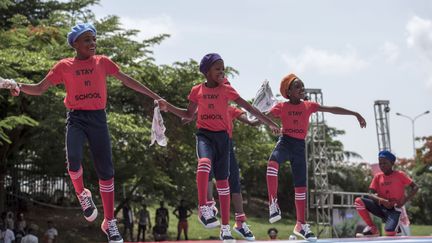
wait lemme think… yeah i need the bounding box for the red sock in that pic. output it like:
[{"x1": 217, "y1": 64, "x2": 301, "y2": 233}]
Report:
[
  {"x1": 235, "y1": 213, "x2": 247, "y2": 226},
  {"x1": 196, "y1": 158, "x2": 211, "y2": 206},
  {"x1": 354, "y1": 197, "x2": 374, "y2": 226},
  {"x1": 99, "y1": 178, "x2": 114, "y2": 220},
  {"x1": 68, "y1": 166, "x2": 84, "y2": 194},
  {"x1": 266, "y1": 161, "x2": 279, "y2": 202},
  {"x1": 216, "y1": 180, "x2": 230, "y2": 225},
  {"x1": 295, "y1": 187, "x2": 307, "y2": 224}
]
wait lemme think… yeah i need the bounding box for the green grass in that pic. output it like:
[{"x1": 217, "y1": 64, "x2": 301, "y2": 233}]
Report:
[{"x1": 137, "y1": 205, "x2": 432, "y2": 240}]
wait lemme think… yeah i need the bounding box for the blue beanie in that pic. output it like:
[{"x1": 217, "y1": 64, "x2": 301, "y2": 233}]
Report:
[
  {"x1": 378, "y1": 150, "x2": 396, "y2": 163},
  {"x1": 67, "y1": 23, "x2": 97, "y2": 47},
  {"x1": 199, "y1": 53, "x2": 223, "y2": 75}
]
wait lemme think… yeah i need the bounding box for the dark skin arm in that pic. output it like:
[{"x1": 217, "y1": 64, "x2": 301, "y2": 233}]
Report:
[
  {"x1": 369, "y1": 181, "x2": 419, "y2": 209},
  {"x1": 234, "y1": 97, "x2": 279, "y2": 134},
  {"x1": 158, "y1": 99, "x2": 197, "y2": 120},
  {"x1": 235, "y1": 112, "x2": 261, "y2": 126},
  {"x1": 317, "y1": 105, "x2": 367, "y2": 128}
]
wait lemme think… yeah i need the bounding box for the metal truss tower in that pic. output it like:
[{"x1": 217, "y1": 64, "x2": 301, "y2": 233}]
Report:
[
  {"x1": 374, "y1": 100, "x2": 391, "y2": 151},
  {"x1": 305, "y1": 88, "x2": 332, "y2": 237}
]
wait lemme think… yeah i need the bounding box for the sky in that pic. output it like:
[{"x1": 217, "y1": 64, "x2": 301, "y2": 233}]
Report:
[{"x1": 90, "y1": 0, "x2": 432, "y2": 164}]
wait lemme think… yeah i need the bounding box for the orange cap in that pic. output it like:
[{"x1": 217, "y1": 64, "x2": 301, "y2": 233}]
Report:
[{"x1": 279, "y1": 73, "x2": 298, "y2": 99}]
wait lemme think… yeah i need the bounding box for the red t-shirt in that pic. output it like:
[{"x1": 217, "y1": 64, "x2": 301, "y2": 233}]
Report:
[
  {"x1": 269, "y1": 101, "x2": 319, "y2": 140},
  {"x1": 227, "y1": 106, "x2": 245, "y2": 138},
  {"x1": 45, "y1": 55, "x2": 120, "y2": 110},
  {"x1": 369, "y1": 170, "x2": 413, "y2": 202},
  {"x1": 188, "y1": 83, "x2": 240, "y2": 131}
]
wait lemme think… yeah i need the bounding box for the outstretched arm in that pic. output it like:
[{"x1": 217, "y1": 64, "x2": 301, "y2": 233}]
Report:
[
  {"x1": 157, "y1": 99, "x2": 197, "y2": 120},
  {"x1": 234, "y1": 97, "x2": 279, "y2": 133},
  {"x1": 113, "y1": 71, "x2": 163, "y2": 100},
  {"x1": 318, "y1": 105, "x2": 366, "y2": 128},
  {"x1": 13, "y1": 78, "x2": 53, "y2": 96}
]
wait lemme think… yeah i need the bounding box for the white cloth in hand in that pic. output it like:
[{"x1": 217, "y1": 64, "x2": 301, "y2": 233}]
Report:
[
  {"x1": 0, "y1": 77, "x2": 18, "y2": 89},
  {"x1": 150, "y1": 102, "x2": 167, "y2": 146},
  {"x1": 247, "y1": 80, "x2": 277, "y2": 121}
]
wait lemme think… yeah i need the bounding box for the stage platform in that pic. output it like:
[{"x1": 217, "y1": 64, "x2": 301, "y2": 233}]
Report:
[{"x1": 134, "y1": 236, "x2": 432, "y2": 243}]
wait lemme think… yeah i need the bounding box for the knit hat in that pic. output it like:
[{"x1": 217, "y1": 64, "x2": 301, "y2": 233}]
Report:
[
  {"x1": 67, "y1": 23, "x2": 97, "y2": 47},
  {"x1": 378, "y1": 150, "x2": 396, "y2": 164},
  {"x1": 199, "y1": 53, "x2": 223, "y2": 75},
  {"x1": 279, "y1": 73, "x2": 299, "y2": 99}
]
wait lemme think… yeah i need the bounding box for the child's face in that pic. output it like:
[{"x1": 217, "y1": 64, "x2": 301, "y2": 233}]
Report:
[
  {"x1": 378, "y1": 157, "x2": 393, "y2": 174},
  {"x1": 73, "y1": 31, "x2": 96, "y2": 58},
  {"x1": 287, "y1": 79, "x2": 305, "y2": 100},
  {"x1": 207, "y1": 60, "x2": 225, "y2": 84}
]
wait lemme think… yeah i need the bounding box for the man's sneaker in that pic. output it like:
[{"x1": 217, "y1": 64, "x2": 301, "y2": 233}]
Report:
[
  {"x1": 268, "y1": 197, "x2": 281, "y2": 223},
  {"x1": 198, "y1": 204, "x2": 220, "y2": 228},
  {"x1": 220, "y1": 224, "x2": 235, "y2": 241},
  {"x1": 233, "y1": 221, "x2": 255, "y2": 241},
  {"x1": 355, "y1": 225, "x2": 379, "y2": 237},
  {"x1": 77, "y1": 188, "x2": 97, "y2": 222},
  {"x1": 101, "y1": 218, "x2": 123, "y2": 243},
  {"x1": 293, "y1": 223, "x2": 317, "y2": 241}
]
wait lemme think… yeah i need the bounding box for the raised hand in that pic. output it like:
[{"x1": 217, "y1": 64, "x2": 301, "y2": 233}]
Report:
[
  {"x1": 156, "y1": 99, "x2": 168, "y2": 112},
  {"x1": 356, "y1": 113, "x2": 367, "y2": 128}
]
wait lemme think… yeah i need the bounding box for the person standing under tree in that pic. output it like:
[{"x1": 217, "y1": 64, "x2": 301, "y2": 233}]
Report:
[
  {"x1": 3, "y1": 23, "x2": 164, "y2": 243},
  {"x1": 173, "y1": 199, "x2": 193, "y2": 240},
  {"x1": 136, "y1": 204, "x2": 151, "y2": 242},
  {"x1": 155, "y1": 201, "x2": 169, "y2": 231}
]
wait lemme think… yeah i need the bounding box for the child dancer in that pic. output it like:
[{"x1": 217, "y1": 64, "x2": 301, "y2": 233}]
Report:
[
  {"x1": 158, "y1": 53, "x2": 279, "y2": 240},
  {"x1": 355, "y1": 150, "x2": 419, "y2": 237},
  {"x1": 5, "y1": 23, "x2": 164, "y2": 243},
  {"x1": 266, "y1": 73, "x2": 366, "y2": 241},
  {"x1": 207, "y1": 105, "x2": 259, "y2": 241}
]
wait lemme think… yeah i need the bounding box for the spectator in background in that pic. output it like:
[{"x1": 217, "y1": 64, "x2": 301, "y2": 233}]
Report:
[
  {"x1": 0, "y1": 220, "x2": 15, "y2": 243},
  {"x1": 267, "y1": 227, "x2": 278, "y2": 240},
  {"x1": 21, "y1": 224, "x2": 38, "y2": 243},
  {"x1": 122, "y1": 202, "x2": 134, "y2": 241},
  {"x1": 43, "y1": 221, "x2": 57, "y2": 243},
  {"x1": 15, "y1": 212, "x2": 27, "y2": 243},
  {"x1": 173, "y1": 199, "x2": 192, "y2": 240},
  {"x1": 137, "y1": 204, "x2": 151, "y2": 242},
  {"x1": 155, "y1": 201, "x2": 169, "y2": 229},
  {"x1": 5, "y1": 211, "x2": 14, "y2": 231}
]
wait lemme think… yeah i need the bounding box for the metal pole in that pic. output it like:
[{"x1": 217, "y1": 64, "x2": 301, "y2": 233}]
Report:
[{"x1": 396, "y1": 111, "x2": 430, "y2": 158}]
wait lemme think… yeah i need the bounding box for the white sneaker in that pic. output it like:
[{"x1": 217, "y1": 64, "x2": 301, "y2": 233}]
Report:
[
  {"x1": 77, "y1": 188, "x2": 98, "y2": 222},
  {"x1": 220, "y1": 224, "x2": 235, "y2": 241},
  {"x1": 293, "y1": 223, "x2": 317, "y2": 241},
  {"x1": 198, "y1": 204, "x2": 220, "y2": 228},
  {"x1": 269, "y1": 197, "x2": 281, "y2": 223}
]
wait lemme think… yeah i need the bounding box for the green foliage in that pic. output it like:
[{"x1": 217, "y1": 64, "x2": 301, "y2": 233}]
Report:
[{"x1": 0, "y1": 115, "x2": 38, "y2": 145}]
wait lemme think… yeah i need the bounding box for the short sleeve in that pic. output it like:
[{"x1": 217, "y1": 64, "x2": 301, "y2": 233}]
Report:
[
  {"x1": 306, "y1": 101, "x2": 320, "y2": 113},
  {"x1": 398, "y1": 171, "x2": 413, "y2": 186},
  {"x1": 101, "y1": 56, "x2": 120, "y2": 75},
  {"x1": 270, "y1": 102, "x2": 283, "y2": 117},
  {"x1": 188, "y1": 85, "x2": 199, "y2": 103},
  {"x1": 369, "y1": 175, "x2": 379, "y2": 191},
  {"x1": 224, "y1": 84, "x2": 240, "y2": 101},
  {"x1": 230, "y1": 107, "x2": 245, "y2": 120},
  {"x1": 45, "y1": 61, "x2": 65, "y2": 85}
]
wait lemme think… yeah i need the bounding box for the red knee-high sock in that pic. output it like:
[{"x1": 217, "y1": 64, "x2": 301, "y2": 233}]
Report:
[
  {"x1": 295, "y1": 187, "x2": 307, "y2": 224},
  {"x1": 354, "y1": 197, "x2": 374, "y2": 226},
  {"x1": 68, "y1": 166, "x2": 84, "y2": 194},
  {"x1": 99, "y1": 178, "x2": 115, "y2": 220},
  {"x1": 196, "y1": 158, "x2": 211, "y2": 206},
  {"x1": 216, "y1": 180, "x2": 230, "y2": 225},
  {"x1": 266, "y1": 161, "x2": 279, "y2": 202}
]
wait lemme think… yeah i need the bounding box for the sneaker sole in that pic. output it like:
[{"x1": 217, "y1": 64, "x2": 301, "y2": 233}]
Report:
[
  {"x1": 84, "y1": 207, "x2": 98, "y2": 222},
  {"x1": 269, "y1": 215, "x2": 281, "y2": 224},
  {"x1": 355, "y1": 233, "x2": 379, "y2": 238},
  {"x1": 232, "y1": 227, "x2": 255, "y2": 241},
  {"x1": 198, "y1": 216, "x2": 220, "y2": 229}
]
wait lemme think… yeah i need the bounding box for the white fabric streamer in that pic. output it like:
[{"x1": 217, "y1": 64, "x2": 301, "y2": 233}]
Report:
[
  {"x1": 0, "y1": 77, "x2": 17, "y2": 89},
  {"x1": 150, "y1": 101, "x2": 167, "y2": 146},
  {"x1": 247, "y1": 80, "x2": 277, "y2": 121}
]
